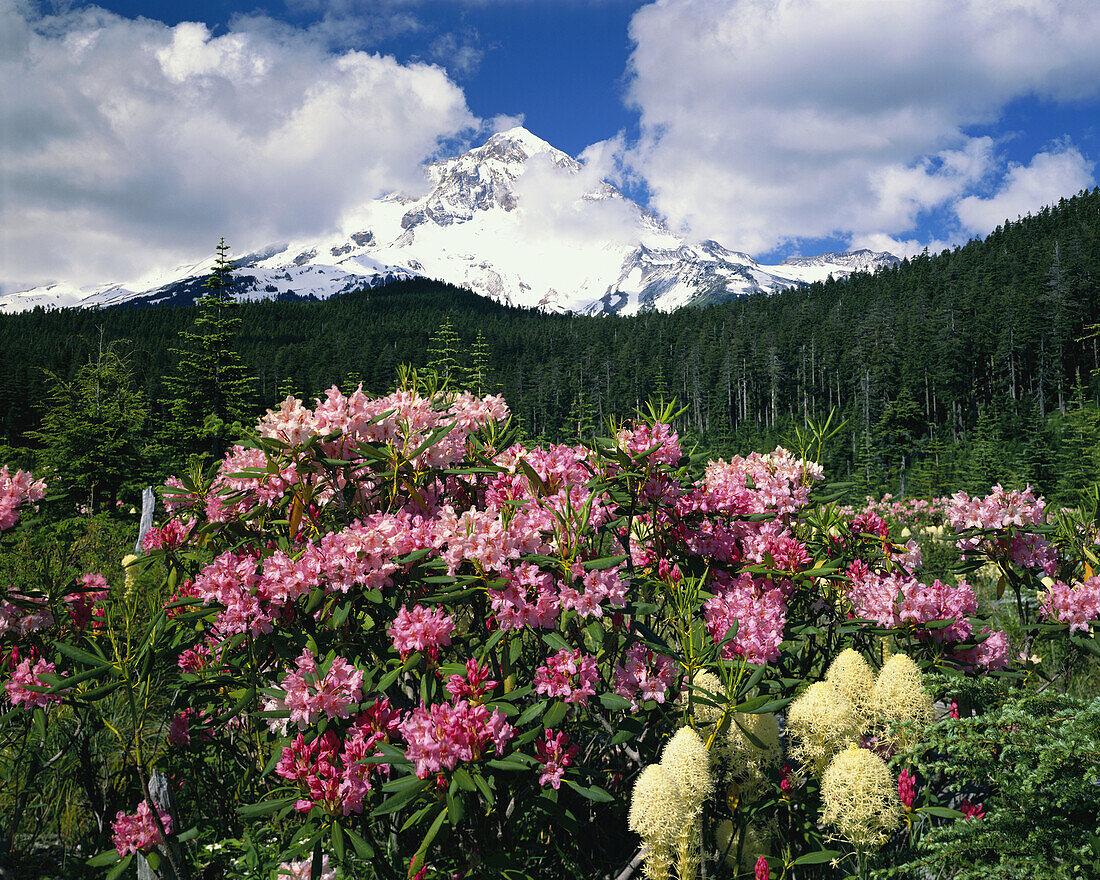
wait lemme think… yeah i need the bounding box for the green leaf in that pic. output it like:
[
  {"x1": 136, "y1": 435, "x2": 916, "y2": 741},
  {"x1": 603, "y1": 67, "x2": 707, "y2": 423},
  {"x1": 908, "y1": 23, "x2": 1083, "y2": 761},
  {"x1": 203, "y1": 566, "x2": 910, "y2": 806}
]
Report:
[
  {"x1": 563, "y1": 780, "x2": 615, "y2": 803},
  {"x1": 105, "y1": 854, "x2": 133, "y2": 880},
  {"x1": 407, "y1": 806, "x2": 448, "y2": 878},
  {"x1": 345, "y1": 827, "x2": 374, "y2": 860},
  {"x1": 582, "y1": 555, "x2": 627, "y2": 571},
  {"x1": 916, "y1": 805, "x2": 965, "y2": 819},
  {"x1": 542, "y1": 632, "x2": 572, "y2": 653},
  {"x1": 86, "y1": 850, "x2": 122, "y2": 867},
  {"x1": 374, "y1": 777, "x2": 432, "y2": 815},
  {"x1": 239, "y1": 796, "x2": 299, "y2": 818},
  {"x1": 543, "y1": 700, "x2": 568, "y2": 729},
  {"x1": 789, "y1": 849, "x2": 842, "y2": 866},
  {"x1": 331, "y1": 821, "x2": 345, "y2": 863},
  {"x1": 53, "y1": 641, "x2": 111, "y2": 668},
  {"x1": 599, "y1": 693, "x2": 633, "y2": 712}
]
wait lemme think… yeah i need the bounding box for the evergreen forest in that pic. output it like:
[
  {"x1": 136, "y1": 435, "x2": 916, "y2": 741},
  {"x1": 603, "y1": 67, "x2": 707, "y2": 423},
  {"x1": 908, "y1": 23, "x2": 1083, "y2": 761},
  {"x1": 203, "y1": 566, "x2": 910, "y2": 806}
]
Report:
[{"x1": 2, "y1": 187, "x2": 1099, "y2": 509}]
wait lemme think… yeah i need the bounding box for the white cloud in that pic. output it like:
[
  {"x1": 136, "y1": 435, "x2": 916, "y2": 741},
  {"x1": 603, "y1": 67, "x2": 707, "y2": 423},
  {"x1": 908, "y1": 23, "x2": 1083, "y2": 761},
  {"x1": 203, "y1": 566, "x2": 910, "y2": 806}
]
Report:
[
  {"x1": 0, "y1": 0, "x2": 478, "y2": 288},
  {"x1": 623, "y1": 0, "x2": 1100, "y2": 253},
  {"x1": 955, "y1": 144, "x2": 1095, "y2": 233}
]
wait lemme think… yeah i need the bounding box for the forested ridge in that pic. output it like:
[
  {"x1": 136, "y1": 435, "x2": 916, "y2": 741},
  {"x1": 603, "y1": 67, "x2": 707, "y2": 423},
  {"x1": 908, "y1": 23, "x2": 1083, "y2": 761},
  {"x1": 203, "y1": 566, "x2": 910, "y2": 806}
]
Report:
[{"x1": 2, "y1": 187, "x2": 1099, "y2": 504}]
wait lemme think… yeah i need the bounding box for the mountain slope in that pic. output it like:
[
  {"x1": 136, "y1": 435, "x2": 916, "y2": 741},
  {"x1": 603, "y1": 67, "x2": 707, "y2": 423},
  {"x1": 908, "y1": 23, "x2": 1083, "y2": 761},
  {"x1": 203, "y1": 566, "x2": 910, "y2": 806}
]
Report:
[{"x1": 0, "y1": 128, "x2": 898, "y2": 315}]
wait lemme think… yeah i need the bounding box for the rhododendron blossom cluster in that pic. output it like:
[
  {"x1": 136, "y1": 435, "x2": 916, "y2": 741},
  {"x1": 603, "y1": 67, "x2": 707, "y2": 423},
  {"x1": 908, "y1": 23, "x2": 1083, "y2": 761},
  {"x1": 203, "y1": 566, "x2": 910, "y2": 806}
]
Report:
[
  {"x1": 399, "y1": 699, "x2": 515, "y2": 778},
  {"x1": 1040, "y1": 577, "x2": 1100, "y2": 632},
  {"x1": 280, "y1": 649, "x2": 365, "y2": 729},
  {"x1": 5, "y1": 657, "x2": 62, "y2": 709},
  {"x1": 0, "y1": 465, "x2": 45, "y2": 532},
  {"x1": 534, "y1": 649, "x2": 599, "y2": 705},
  {"x1": 111, "y1": 800, "x2": 173, "y2": 857}
]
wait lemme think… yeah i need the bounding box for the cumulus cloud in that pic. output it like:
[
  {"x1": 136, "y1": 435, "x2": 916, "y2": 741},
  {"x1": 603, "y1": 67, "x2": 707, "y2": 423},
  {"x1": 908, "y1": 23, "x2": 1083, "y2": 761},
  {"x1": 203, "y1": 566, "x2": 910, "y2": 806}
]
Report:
[
  {"x1": 955, "y1": 143, "x2": 1094, "y2": 233},
  {"x1": 623, "y1": 0, "x2": 1100, "y2": 254},
  {"x1": 0, "y1": 0, "x2": 477, "y2": 289},
  {"x1": 510, "y1": 147, "x2": 642, "y2": 247}
]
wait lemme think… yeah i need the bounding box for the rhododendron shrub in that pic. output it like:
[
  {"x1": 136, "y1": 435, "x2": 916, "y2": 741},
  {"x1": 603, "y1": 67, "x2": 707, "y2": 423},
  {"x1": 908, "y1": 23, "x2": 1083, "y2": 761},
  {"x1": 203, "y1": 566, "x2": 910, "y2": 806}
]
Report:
[{"x1": 5, "y1": 385, "x2": 1099, "y2": 879}]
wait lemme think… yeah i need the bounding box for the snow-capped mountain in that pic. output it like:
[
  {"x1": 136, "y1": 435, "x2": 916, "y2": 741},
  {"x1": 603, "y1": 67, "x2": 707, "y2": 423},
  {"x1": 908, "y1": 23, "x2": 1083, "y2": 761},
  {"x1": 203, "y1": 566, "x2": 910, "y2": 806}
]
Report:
[{"x1": 0, "y1": 128, "x2": 898, "y2": 315}]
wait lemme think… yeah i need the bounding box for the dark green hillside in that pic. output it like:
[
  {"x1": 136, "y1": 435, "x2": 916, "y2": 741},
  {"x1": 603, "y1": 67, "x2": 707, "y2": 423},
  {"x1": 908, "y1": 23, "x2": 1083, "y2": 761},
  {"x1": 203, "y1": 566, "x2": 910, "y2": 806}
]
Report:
[{"x1": 3, "y1": 187, "x2": 1099, "y2": 502}]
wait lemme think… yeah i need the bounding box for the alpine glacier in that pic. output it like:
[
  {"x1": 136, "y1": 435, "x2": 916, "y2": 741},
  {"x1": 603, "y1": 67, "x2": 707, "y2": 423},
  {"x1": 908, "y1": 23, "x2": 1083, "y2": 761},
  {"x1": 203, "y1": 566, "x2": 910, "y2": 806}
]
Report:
[{"x1": 0, "y1": 128, "x2": 898, "y2": 315}]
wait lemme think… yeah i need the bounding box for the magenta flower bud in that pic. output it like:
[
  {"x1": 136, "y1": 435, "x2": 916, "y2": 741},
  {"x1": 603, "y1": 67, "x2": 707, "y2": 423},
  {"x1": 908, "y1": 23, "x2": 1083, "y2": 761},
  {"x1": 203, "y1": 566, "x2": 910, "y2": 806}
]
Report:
[
  {"x1": 755, "y1": 855, "x2": 769, "y2": 880},
  {"x1": 897, "y1": 767, "x2": 916, "y2": 810}
]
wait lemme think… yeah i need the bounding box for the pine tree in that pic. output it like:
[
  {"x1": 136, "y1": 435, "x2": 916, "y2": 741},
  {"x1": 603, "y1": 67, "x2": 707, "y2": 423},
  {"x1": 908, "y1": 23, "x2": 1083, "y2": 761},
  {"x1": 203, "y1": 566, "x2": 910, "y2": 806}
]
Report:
[
  {"x1": 31, "y1": 338, "x2": 149, "y2": 510},
  {"x1": 160, "y1": 239, "x2": 255, "y2": 466},
  {"x1": 468, "y1": 330, "x2": 492, "y2": 395},
  {"x1": 426, "y1": 315, "x2": 465, "y2": 388}
]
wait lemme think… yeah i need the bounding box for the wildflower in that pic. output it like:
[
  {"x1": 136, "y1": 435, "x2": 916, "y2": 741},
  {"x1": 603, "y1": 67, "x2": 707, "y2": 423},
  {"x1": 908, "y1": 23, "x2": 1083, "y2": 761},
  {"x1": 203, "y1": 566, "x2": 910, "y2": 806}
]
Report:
[
  {"x1": 111, "y1": 800, "x2": 173, "y2": 857},
  {"x1": 755, "y1": 855, "x2": 770, "y2": 880},
  {"x1": 280, "y1": 649, "x2": 364, "y2": 729},
  {"x1": 787, "y1": 681, "x2": 861, "y2": 775},
  {"x1": 897, "y1": 768, "x2": 915, "y2": 811},
  {"x1": 6, "y1": 658, "x2": 62, "y2": 710},
  {"x1": 820, "y1": 744, "x2": 902, "y2": 850},
  {"x1": 871, "y1": 654, "x2": 933, "y2": 748},
  {"x1": 959, "y1": 797, "x2": 985, "y2": 820},
  {"x1": 534, "y1": 728, "x2": 579, "y2": 789},
  {"x1": 629, "y1": 764, "x2": 685, "y2": 880},
  {"x1": 388, "y1": 605, "x2": 455, "y2": 661},
  {"x1": 533, "y1": 649, "x2": 598, "y2": 706},
  {"x1": 825, "y1": 649, "x2": 876, "y2": 724}
]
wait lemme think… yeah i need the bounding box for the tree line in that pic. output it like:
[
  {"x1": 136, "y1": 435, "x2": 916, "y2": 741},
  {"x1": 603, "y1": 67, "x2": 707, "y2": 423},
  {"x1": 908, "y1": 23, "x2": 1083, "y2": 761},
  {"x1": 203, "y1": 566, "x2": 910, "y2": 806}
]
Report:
[{"x1": 2, "y1": 188, "x2": 1099, "y2": 508}]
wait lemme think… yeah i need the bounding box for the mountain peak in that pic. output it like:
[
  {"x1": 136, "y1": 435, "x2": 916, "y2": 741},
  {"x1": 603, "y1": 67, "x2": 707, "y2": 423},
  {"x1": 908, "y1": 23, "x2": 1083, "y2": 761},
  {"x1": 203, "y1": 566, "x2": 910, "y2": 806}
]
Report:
[{"x1": 484, "y1": 126, "x2": 561, "y2": 158}]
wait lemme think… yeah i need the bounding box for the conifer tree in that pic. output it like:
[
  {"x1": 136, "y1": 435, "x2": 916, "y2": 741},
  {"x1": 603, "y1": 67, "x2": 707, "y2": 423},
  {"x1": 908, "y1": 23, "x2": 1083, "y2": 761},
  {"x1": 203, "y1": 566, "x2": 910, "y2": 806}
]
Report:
[
  {"x1": 160, "y1": 239, "x2": 255, "y2": 466},
  {"x1": 426, "y1": 316, "x2": 466, "y2": 387},
  {"x1": 468, "y1": 329, "x2": 492, "y2": 395},
  {"x1": 31, "y1": 339, "x2": 148, "y2": 510}
]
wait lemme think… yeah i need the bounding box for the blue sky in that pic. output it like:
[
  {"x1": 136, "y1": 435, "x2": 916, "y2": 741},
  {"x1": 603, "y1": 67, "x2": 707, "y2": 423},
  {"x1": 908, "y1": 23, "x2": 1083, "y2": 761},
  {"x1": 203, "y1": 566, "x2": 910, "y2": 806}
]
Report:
[{"x1": 3, "y1": 0, "x2": 1099, "y2": 289}]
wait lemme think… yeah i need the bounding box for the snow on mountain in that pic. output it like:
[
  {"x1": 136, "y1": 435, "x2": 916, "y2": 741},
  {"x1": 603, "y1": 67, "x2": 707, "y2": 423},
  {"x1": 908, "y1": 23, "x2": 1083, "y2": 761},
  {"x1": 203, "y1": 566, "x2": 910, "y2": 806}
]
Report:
[{"x1": 0, "y1": 127, "x2": 898, "y2": 315}]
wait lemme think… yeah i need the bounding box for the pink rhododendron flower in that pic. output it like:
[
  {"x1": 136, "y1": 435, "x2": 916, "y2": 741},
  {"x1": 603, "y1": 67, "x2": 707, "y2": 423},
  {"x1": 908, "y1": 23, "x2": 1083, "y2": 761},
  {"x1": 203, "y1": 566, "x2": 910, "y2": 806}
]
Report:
[
  {"x1": 703, "y1": 573, "x2": 787, "y2": 664},
  {"x1": 898, "y1": 768, "x2": 916, "y2": 810},
  {"x1": 533, "y1": 649, "x2": 598, "y2": 705},
  {"x1": 111, "y1": 800, "x2": 173, "y2": 856},
  {"x1": 388, "y1": 605, "x2": 455, "y2": 660},
  {"x1": 6, "y1": 658, "x2": 62, "y2": 709},
  {"x1": 1039, "y1": 577, "x2": 1100, "y2": 633},
  {"x1": 0, "y1": 466, "x2": 46, "y2": 531},
  {"x1": 280, "y1": 649, "x2": 364, "y2": 729},
  {"x1": 446, "y1": 658, "x2": 498, "y2": 702},
  {"x1": 535, "y1": 728, "x2": 579, "y2": 789},
  {"x1": 613, "y1": 644, "x2": 676, "y2": 707},
  {"x1": 399, "y1": 699, "x2": 515, "y2": 778}
]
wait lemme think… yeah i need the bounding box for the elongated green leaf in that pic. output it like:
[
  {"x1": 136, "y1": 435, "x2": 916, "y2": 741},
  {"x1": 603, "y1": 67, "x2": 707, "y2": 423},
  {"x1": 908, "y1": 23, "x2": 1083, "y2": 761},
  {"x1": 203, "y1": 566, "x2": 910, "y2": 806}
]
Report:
[
  {"x1": 916, "y1": 805, "x2": 965, "y2": 819},
  {"x1": 239, "y1": 795, "x2": 298, "y2": 818},
  {"x1": 86, "y1": 850, "x2": 122, "y2": 867},
  {"x1": 345, "y1": 827, "x2": 374, "y2": 860},
  {"x1": 407, "y1": 806, "x2": 448, "y2": 878},
  {"x1": 54, "y1": 641, "x2": 111, "y2": 668},
  {"x1": 563, "y1": 780, "x2": 614, "y2": 803},
  {"x1": 790, "y1": 849, "x2": 842, "y2": 866}
]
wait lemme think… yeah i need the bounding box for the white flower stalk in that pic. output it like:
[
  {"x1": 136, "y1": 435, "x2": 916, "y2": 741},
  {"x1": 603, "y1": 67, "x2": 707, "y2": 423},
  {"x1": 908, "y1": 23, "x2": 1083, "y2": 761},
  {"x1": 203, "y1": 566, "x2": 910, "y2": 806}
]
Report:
[
  {"x1": 871, "y1": 653, "x2": 933, "y2": 749},
  {"x1": 629, "y1": 764, "x2": 686, "y2": 880},
  {"x1": 786, "y1": 681, "x2": 861, "y2": 776},
  {"x1": 821, "y1": 744, "x2": 903, "y2": 851},
  {"x1": 660, "y1": 727, "x2": 713, "y2": 880},
  {"x1": 825, "y1": 648, "x2": 876, "y2": 727}
]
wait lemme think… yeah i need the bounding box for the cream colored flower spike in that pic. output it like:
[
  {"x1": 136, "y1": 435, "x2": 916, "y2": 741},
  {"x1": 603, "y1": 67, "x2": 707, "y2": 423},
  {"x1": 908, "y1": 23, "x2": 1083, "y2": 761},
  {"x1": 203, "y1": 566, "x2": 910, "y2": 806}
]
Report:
[
  {"x1": 821, "y1": 744, "x2": 903, "y2": 850},
  {"x1": 786, "y1": 680, "x2": 861, "y2": 775},
  {"x1": 660, "y1": 726, "x2": 714, "y2": 812},
  {"x1": 825, "y1": 648, "x2": 876, "y2": 724},
  {"x1": 871, "y1": 653, "x2": 934, "y2": 747},
  {"x1": 628, "y1": 764, "x2": 686, "y2": 880}
]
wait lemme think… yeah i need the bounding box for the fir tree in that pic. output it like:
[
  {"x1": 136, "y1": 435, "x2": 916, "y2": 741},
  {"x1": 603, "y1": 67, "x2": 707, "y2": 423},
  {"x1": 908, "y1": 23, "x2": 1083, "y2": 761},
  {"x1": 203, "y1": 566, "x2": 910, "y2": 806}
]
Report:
[
  {"x1": 31, "y1": 338, "x2": 149, "y2": 510},
  {"x1": 426, "y1": 315, "x2": 465, "y2": 387},
  {"x1": 160, "y1": 239, "x2": 255, "y2": 466}
]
